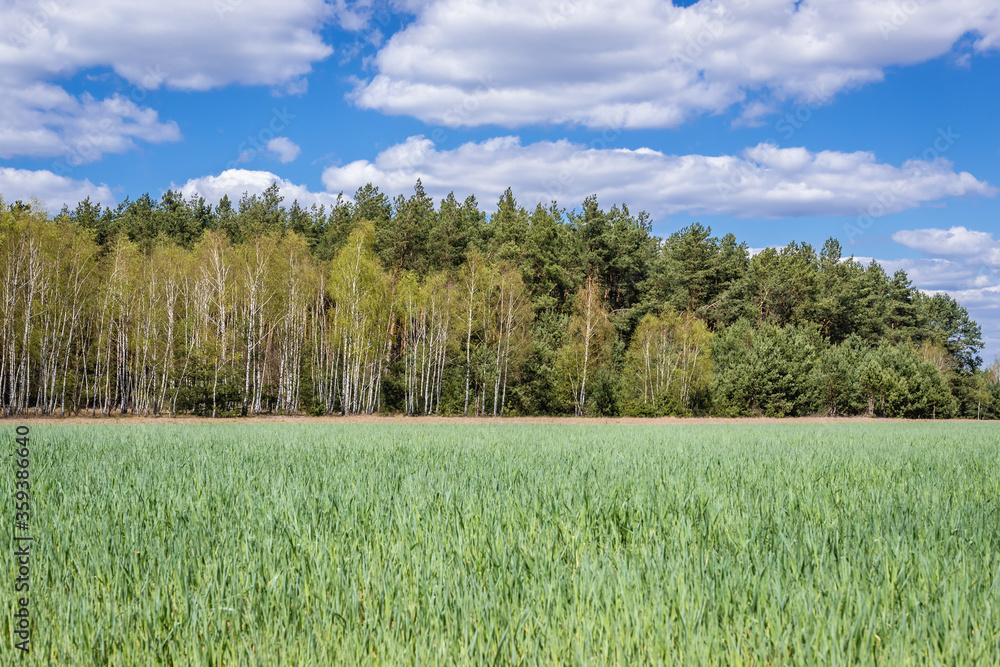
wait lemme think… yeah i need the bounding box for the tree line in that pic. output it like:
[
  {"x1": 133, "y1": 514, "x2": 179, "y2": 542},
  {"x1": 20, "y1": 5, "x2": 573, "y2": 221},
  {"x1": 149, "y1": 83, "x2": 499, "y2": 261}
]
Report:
[{"x1": 2, "y1": 181, "x2": 997, "y2": 419}]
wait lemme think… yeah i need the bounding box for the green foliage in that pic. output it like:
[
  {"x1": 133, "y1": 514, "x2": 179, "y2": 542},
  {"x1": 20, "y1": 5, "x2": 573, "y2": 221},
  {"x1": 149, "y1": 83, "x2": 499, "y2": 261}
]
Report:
[
  {"x1": 857, "y1": 343, "x2": 958, "y2": 418},
  {"x1": 656, "y1": 223, "x2": 748, "y2": 321},
  {"x1": 1, "y1": 182, "x2": 991, "y2": 418},
  {"x1": 924, "y1": 293, "x2": 984, "y2": 372},
  {"x1": 812, "y1": 334, "x2": 867, "y2": 416},
  {"x1": 574, "y1": 198, "x2": 657, "y2": 325},
  {"x1": 621, "y1": 309, "x2": 713, "y2": 416},
  {"x1": 556, "y1": 276, "x2": 615, "y2": 415},
  {"x1": 712, "y1": 320, "x2": 824, "y2": 416},
  {"x1": 428, "y1": 192, "x2": 484, "y2": 272},
  {"x1": 7, "y1": 423, "x2": 1000, "y2": 663},
  {"x1": 379, "y1": 180, "x2": 435, "y2": 274}
]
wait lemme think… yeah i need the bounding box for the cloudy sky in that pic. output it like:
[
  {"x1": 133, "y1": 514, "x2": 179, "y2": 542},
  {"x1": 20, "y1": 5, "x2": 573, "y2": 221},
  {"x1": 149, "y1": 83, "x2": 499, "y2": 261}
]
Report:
[{"x1": 1, "y1": 0, "x2": 998, "y2": 361}]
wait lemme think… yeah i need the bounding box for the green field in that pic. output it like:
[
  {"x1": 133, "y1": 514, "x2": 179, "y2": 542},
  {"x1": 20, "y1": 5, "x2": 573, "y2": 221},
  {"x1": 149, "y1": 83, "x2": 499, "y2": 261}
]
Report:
[{"x1": 3, "y1": 422, "x2": 999, "y2": 664}]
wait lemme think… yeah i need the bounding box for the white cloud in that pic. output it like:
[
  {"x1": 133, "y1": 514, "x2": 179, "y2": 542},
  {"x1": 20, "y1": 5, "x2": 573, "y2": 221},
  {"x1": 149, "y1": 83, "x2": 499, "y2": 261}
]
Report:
[
  {"x1": 1, "y1": 0, "x2": 332, "y2": 91},
  {"x1": 0, "y1": 167, "x2": 115, "y2": 210},
  {"x1": 0, "y1": 0, "x2": 332, "y2": 161},
  {"x1": 329, "y1": 0, "x2": 382, "y2": 31},
  {"x1": 320, "y1": 135, "x2": 996, "y2": 217},
  {"x1": 892, "y1": 226, "x2": 1000, "y2": 266},
  {"x1": 857, "y1": 256, "x2": 999, "y2": 364},
  {"x1": 865, "y1": 257, "x2": 994, "y2": 292},
  {"x1": 266, "y1": 137, "x2": 302, "y2": 164},
  {"x1": 886, "y1": 225, "x2": 1000, "y2": 361},
  {"x1": 175, "y1": 169, "x2": 344, "y2": 209},
  {"x1": 748, "y1": 245, "x2": 785, "y2": 257},
  {"x1": 0, "y1": 83, "x2": 181, "y2": 163},
  {"x1": 350, "y1": 0, "x2": 1000, "y2": 128},
  {"x1": 926, "y1": 283, "x2": 1000, "y2": 365}
]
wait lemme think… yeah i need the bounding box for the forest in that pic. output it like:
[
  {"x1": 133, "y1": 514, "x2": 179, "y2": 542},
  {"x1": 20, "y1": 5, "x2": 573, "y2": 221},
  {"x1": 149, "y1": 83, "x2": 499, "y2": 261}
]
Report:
[{"x1": 1, "y1": 181, "x2": 997, "y2": 419}]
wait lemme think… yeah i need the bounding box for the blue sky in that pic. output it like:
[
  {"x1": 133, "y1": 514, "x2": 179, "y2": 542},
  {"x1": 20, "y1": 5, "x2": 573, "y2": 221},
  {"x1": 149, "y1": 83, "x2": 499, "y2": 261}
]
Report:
[{"x1": 1, "y1": 0, "x2": 998, "y2": 361}]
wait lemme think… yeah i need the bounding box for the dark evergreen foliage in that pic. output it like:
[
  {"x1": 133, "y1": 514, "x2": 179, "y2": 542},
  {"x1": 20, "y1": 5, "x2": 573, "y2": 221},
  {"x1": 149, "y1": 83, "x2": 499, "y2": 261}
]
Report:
[{"x1": 5, "y1": 182, "x2": 993, "y2": 418}]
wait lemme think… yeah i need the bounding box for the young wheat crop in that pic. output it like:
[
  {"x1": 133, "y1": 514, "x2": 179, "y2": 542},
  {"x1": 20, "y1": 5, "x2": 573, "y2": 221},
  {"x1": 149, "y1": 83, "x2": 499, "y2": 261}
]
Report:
[{"x1": 2, "y1": 422, "x2": 998, "y2": 664}]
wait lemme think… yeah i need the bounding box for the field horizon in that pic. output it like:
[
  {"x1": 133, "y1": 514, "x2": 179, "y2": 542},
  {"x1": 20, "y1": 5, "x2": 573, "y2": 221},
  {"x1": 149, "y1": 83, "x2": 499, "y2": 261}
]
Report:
[{"x1": 4, "y1": 414, "x2": 994, "y2": 426}]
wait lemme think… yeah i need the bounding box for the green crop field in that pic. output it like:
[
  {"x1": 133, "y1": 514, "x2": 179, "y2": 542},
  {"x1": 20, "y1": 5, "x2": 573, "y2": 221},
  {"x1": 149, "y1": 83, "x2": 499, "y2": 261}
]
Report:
[{"x1": 3, "y1": 422, "x2": 999, "y2": 665}]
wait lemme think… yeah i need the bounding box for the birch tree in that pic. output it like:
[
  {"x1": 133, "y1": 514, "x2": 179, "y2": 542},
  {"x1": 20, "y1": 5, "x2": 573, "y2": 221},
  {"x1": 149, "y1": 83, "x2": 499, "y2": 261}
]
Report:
[
  {"x1": 459, "y1": 249, "x2": 489, "y2": 415},
  {"x1": 623, "y1": 309, "x2": 713, "y2": 415},
  {"x1": 328, "y1": 223, "x2": 393, "y2": 415},
  {"x1": 34, "y1": 221, "x2": 98, "y2": 415},
  {"x1": 275, "y1": 233, "x2": 317, "y2": 414},
  {"x1": 485, "y1": 264, "x2": 532, "y2": 416},
  {"x1": 310, "y1": 267, "x2": 340, "y2": 414},
  {"x1": 196, "y1": 232, "x2": 236, "y2": 416},
  {"x1": 236, "y1": 234, "x2": 280, "y2": 415},
  {"x1": 0, "y1": 207, "x2": 48, "y2": 414},
  {"x1": 400, "y1": 271, "x2": 455, "y2": 415},
  {"x1": 558, "y1": 276, "x2": 612, "y2": 416}
]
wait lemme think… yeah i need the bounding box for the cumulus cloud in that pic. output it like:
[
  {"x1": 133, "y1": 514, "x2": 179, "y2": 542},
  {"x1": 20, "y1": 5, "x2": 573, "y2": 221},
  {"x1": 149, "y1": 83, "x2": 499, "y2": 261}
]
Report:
[
  {"x1": 936, "y1": 284, "x2": 1000, "y2": 364},
  {"x1": 266, "y1": 137, "x2": 302, "y2": 164},
  {"x1": 0, "y1": 167, "x2": 116, "y2": 210},
  {"x1": 320, "y1": 135, "x2": 996, "y2": 217},
  {"x1": 857, "y1": 255, "x2": 999, "y2": 363},
  {"x1": 0, "y1": 84, "x2": 181, "y2": 164},
  {"x1": 865, "y1": 257, "x2": 993, "y2": 292},
  {"x1": 0, "y1": 0, "x2": 332, "y2": 161},
  {"x1": 892, "y1": 226, "x2": 1000, "y2": 266},
  {"x1": 350, "y1": 0, "x2": 1000, "y2": 128},
  {"x1": 1, "y1": 0, "x2": 332, "y2": 91},
  {"x1": 874, "y1": 226, "x2": 1000, "y2": 363},
  {"x1": 175, "y1": 169, "x2": 344, "y2": 209},
  {"x1": 881, "y1": 228, "x2": 1000, "y2": 316},
  {"x1": 944, "y1": 284, "x2": 1000, "y2": 346},
  {"x1": 329, "y1": 0, "x2": 382, "y2": 31}
]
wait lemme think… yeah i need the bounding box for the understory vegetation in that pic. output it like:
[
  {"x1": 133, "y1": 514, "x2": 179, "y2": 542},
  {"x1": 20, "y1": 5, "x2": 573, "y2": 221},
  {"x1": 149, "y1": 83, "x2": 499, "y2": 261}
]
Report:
[{"x1": 2, "y1": 183, "x2": 997, "y2": 418}]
